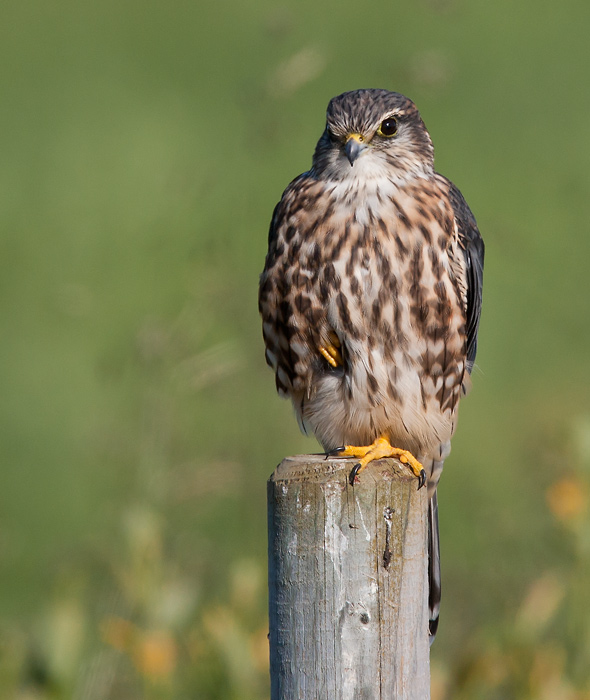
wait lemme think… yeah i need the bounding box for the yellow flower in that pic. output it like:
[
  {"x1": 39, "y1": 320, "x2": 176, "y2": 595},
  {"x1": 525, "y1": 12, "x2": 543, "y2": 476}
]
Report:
[{"x1": 546, "y1": 477, "x2": 588, "y2": 522}]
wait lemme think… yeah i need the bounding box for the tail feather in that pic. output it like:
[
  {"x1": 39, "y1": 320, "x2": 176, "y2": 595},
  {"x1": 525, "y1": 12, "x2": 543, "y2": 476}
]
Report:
[{"x1": 428, "y1": 489, "x2": 441, "y2": 644}]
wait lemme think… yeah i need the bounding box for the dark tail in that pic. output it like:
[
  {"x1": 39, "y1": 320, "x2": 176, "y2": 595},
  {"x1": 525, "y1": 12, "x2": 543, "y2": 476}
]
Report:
[{"x1": 428, "y1": 489, "x2": 441, "y2": 644}]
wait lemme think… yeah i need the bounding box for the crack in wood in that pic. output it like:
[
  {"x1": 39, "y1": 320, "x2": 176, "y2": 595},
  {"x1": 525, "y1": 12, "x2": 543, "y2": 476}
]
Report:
[{"x1": 383, "y1": 506, "x2": 394, "y2": 569}]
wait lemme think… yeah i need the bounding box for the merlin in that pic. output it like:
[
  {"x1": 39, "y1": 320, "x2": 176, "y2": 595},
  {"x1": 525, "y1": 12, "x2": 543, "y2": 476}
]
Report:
[{"x1": 259, "y1": 89, "x2": 484, "y2": 639}]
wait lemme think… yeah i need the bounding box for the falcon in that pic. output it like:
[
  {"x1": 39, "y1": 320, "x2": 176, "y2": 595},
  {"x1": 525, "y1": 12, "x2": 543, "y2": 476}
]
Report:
[{"x1": 258, "y1": 88, "x2": 484, "y2": 640}]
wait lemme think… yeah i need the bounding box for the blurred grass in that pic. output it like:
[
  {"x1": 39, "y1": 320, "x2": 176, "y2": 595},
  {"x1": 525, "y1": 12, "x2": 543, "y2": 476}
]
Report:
[{"x1": 1, "y1": 0, "x2": 590, "y2": 697}]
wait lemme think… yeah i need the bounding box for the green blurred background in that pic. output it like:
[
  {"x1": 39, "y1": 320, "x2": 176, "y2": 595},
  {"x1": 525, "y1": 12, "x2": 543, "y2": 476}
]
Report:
[{"x1": 2, "y1": 0, "x2": 590, "y2": 697}]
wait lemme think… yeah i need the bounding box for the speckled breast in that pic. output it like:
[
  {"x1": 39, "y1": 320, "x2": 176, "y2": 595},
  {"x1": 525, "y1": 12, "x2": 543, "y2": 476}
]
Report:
[{"x1": 260, "y1": 175, "x2": 468, "y2": 454}]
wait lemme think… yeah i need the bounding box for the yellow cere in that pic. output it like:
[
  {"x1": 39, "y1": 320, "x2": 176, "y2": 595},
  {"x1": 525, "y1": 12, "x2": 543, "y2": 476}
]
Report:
[{"x1": 345, "y1": 133, "x2": 365, "y2": 144}]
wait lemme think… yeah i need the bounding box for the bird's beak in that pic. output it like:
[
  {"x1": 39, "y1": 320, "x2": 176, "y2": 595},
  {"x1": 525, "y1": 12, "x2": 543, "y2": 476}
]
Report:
[{"x1": 344, "y1": 133, "x2": 366, "y2": 166}]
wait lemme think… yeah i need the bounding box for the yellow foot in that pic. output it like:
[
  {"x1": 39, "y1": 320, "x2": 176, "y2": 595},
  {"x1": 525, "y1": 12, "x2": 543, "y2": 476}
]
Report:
[
  {"x1": 328, "y1": 437, "x2": 426, "y2": 488},
  {"x1": 318, "y1": 331, "x2": 343, "y2": 368}
]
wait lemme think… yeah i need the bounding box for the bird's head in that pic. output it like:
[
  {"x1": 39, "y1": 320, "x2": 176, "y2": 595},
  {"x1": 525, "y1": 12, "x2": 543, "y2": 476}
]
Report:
[{"x1": 312, "y1": 89, "x2": 435, "y2": 183}]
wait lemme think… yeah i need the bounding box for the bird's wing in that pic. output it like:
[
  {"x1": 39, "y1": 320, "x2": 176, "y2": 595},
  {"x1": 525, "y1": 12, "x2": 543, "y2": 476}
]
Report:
[
  {"x1": 445, "y1": 180, "x2": 485, "y2": 372},
  {"x1": 259, "y1": 174, "x2": 313, "y2": 397}
]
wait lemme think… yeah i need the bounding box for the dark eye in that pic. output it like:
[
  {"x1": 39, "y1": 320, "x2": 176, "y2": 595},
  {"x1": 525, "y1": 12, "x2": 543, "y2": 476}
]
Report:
[{"x1": 377, "y1": 117, "x2": 398, "y2": 137}]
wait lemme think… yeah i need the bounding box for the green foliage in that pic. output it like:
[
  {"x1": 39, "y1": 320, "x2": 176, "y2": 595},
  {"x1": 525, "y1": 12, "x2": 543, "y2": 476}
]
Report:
[{"x1": 1, "y1": 0, "x2": 590, "y2": 696}]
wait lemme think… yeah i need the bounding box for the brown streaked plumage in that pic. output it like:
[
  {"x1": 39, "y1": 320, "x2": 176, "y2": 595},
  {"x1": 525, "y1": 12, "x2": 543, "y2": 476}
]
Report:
[{"x1": 259, "y1": 89, "x2": 484, "y2": 641}]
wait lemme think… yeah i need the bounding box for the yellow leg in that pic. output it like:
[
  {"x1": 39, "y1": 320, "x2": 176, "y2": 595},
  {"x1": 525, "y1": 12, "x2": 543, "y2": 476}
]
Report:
[
  {"x1": 329, "y1": 437, "x2": 426, "y2": 488},
  {"x1": 318, "y1": 331, "x2": 343, "y2": 368},
  {"x1": 318, "y1": 344, "x2": 341, "y2": 367}
]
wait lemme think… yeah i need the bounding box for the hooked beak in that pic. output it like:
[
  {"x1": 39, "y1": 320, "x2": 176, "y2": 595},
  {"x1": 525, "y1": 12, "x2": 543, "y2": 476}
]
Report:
[{"x1": 344, "y1": 133, "x2": 366, "y2": 166}]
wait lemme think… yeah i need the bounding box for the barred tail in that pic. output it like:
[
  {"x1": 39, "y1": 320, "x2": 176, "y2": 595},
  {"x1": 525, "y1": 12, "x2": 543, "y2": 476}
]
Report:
[{"x1": 428, "y1": 489, "x2": 441, "y2": 643}]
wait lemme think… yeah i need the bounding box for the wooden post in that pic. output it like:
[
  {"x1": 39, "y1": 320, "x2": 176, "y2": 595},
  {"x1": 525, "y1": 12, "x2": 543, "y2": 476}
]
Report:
[{"x1": 268, "y1": 454, "x2": 430, "y2": 700}]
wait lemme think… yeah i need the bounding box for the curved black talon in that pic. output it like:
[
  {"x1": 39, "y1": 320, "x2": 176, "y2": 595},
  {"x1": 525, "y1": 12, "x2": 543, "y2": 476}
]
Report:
[
  {"x1": 349, "y1": 463, "x2": 362, "y2": 486},
  {"x1": 417, "y1": 469, "x2": 427, "y2": 490},
  {"x1": 326, "y1": 446, "x2": 346, "y2": 459}
]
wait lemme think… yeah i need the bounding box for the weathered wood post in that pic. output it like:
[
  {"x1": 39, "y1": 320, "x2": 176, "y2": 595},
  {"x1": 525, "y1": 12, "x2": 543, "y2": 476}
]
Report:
[{"x1": 268, "y1": 454, "x2": 430, "y2": 699}]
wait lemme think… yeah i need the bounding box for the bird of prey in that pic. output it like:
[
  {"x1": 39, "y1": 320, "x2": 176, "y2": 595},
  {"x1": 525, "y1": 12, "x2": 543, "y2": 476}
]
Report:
[{"x1": 259, "y1": 89, "x2": 484, "y2": 640}]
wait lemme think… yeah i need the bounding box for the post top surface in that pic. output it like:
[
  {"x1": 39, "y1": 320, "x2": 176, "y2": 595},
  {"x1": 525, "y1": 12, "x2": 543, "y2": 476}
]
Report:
[{"x1": 269, "y1": 454, "x2": 415, "y2": 487}]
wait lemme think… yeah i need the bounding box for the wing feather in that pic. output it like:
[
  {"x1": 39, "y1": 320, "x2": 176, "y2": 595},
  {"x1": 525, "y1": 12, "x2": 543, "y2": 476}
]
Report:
[{"x1": 446, "y1": 181, "x2": 484, "y2": 371}]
